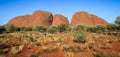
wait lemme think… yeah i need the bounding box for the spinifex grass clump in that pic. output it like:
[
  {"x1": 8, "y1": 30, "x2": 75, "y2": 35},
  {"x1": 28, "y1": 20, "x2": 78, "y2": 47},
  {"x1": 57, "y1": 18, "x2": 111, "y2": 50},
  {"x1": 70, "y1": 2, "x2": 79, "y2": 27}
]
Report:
[{"x1": 28, "y1": 36, "x2": 35, "y2": 42}]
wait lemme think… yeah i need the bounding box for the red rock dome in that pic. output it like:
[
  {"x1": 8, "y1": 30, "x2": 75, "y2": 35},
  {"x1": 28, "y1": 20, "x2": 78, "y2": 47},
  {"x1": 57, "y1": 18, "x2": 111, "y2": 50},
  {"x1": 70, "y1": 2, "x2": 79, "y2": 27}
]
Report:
[
  {"x1": 52, "y1": 14, "x2": 69, "y2": 26},
  {"x1": 71, "y1": 11, "x2": 108, "y2": 26}
]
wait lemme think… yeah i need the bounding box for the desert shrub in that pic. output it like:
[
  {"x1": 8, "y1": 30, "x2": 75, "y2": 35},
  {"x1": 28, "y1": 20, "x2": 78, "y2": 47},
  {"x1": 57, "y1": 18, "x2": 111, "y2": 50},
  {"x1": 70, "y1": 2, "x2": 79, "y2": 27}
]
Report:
[
  {"x1": 107, "y1": 24, "x2": 118, "y2": 31},
  {"x1": 67, "y1": 46, "x2": 86, "y2": 52},
  {"x1": 62, "y1": 44, "x2": 69, "y2": 51},
  {"x1": 96, "y1": 25, "x2": 106, "y2": 30},
  {"x1": 11, "y1": 45, "x2": 24, "y2": 55},
  {"x1": 72, "y1": 25, "x2": 88, "y2": 43},
  {"x1": 20, "y1": 26, "x2": 32, "y2": 31},
  {"x1": 5, "y1": 24, "x2": 16, "y2": 33},
  {"x1": 0, "y1": 25, "x2": 5, "y2": 34},
  {"x1": 73, "y1": 30, "x2": 87, "y2": 43},
  {"x1": 15, "y1": 26, "x2": 21, "y2": 31},
  {"x1": 72, "y1": 25, "x2": 87, "y2": 32},
  {"x1": 116, "y1": 32, "x2": 120, "y2": 37},
  {"x1": 94, "y1": 51, "x2": 115, "y2": 57},
  {"x1": 35, "y1": 42, "x2": 41, "y2": 46},
  {"x1": 115, "y1": 16, "x2": 120, "y2": 26},
  {"x1": 65, "y1": 26, "x2": 71, "y2": 32},
  {"x1": 57, "y1": 23, "x2": 69, "y2": 32},
  {"x1": 47, "y1": 26, "x2": 57, "y2": 34},
  {"x1": 96, "y1": 25, "x2": 107, "y2": 33},
  {"x1": 20, "y1": 27, "x2": 26, "y2": 31},
  {"x1": 71, "y1": 46, "x2": 80, "y2": 52},
  {"x1": 117, "y1": 26, "x2": 120, "y2": 31},
  {"x1": 94, "y1": 51, "x2": 104, "y2": 57},
  {"x1": 32, "y1": 26, "x2": 46, "y2": 32},
  {"x1": 28, "y1": 36, "x2": 35, "y2": 42},
  {"x1": 24, "y1": 27, "x2": 32, "y2": 31},
  {"x1": 0, "y1": 54, "x2": 6, "y2": 57},
  {"x1": 87, "y1": 26, "x2": 97, "y2": 32},
  {"x1": 104, "y1": 54, "x2": 115, "y2": 57},
  {"x1": 28, "y1": 54, "x2": 38, "y2": 57}
]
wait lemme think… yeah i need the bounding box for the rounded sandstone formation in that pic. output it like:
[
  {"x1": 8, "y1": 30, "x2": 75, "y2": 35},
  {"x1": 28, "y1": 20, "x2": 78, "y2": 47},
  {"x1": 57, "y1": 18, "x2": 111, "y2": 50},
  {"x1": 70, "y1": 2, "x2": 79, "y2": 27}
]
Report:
[
  {"x1": 32, "y1": 10, "x2": 53, "y2": 26},
  {"x1": 71, "y1": 11, "x2": 108, "y2": 26},
  {"x1": 7, "y1": 10, "x2": 53, "y2": 27},
  {"x1": 7, "y1": 15, "x2": 33, "y2": 27},
  {"x1": 52, "y1": 14, "x2": 69, "y2": 26}
]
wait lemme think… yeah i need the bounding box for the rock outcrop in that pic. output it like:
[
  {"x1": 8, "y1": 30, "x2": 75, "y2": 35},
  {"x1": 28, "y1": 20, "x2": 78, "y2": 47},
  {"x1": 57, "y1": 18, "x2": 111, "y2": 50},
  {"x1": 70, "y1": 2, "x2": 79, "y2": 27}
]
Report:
[
  {"x1": 7, "y1": 10, "x2": 53, "y2": 27},
  {"x1": 52, "y1": 14, "x2": 69, "y2": 26},
  {"x1": 71, "y1": 12, "x2": 108, "y2": 26},
  {"x1": 7, "y1": 10, "x2": 108, "y2": 27}
]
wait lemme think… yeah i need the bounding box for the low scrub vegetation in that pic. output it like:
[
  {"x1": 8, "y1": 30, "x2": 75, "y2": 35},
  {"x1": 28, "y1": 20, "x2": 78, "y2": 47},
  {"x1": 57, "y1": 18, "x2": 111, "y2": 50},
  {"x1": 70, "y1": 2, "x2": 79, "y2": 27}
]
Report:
[
  {"x1": 47, "y1": 26, "x2": 57, "y2": 34},
  {"x1": 0, "y1": 23, "x2": 120, "y2": 57},
  {"x1": 1, "y1": 23, "x2": 120, "y2": 34},
  {"x1": 57, "y1": 23, "x2": 70, "y2": 32},
  {"x1": 1, "y1": 16, "x2": 120, "y2": 57}
]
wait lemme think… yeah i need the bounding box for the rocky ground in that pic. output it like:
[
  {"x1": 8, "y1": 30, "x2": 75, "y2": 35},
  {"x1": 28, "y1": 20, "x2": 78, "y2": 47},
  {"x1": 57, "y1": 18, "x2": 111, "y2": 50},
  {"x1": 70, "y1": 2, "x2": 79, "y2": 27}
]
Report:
[{"x1": 0, "y1": 31, "x2": 120, "y2": 57}]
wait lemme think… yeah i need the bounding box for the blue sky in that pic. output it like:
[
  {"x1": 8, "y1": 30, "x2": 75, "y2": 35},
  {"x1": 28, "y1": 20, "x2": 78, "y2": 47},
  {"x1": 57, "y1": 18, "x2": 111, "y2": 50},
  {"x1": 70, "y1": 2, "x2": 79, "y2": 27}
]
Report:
[{"x1": 0, "y1": 0, "x2": 120, "y2": 25}]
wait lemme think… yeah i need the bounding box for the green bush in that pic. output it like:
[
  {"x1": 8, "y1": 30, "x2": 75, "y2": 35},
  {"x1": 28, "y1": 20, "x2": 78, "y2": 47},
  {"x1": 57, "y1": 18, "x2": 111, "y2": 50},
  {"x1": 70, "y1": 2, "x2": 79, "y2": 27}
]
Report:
[
  {"x1": 47, "y1": 26, "x2": 57, "y2": 34},
  {"x1": 20, "y1": 27, "x2": 26, "y2": 31},
  {"x1": 96, "y1": 25, "x2": 106, "y2": 31},
  {"x1": 57, "y1": 23, "x2": 69, "y2": 32},
  {"x1": 5, "y1": 24, "x2": 16, "y2": 33},
  {"x1": 35, "y1": 42, "x2": 41, "y2": 46},
  {"x1": 66, "y1": 26, "x2": 71, "y2": 32},
  {"x1": 115, "y1": 16, "x2": 120, "y2": 26},
  {"x1": 0, "y1": 25, "x2": 5, "y2": 34},
  {"x1": 72, "y1": 25, "x2": 87, "y2": 32},
  {"x1": 107, "y1": 24, "x2": 118, "y2": 31},
  {"x1": 96, "y1": 25, "x2": 107, "y2": 33},
  {"x1": 94, "y1": 51, "x2": 104, "y2": 57},
  {"x1": 87, "y1": 26, "x2": 97, "y2": 32},
  {"x1": 15, "y1": 26, "x2": 21, "y2": 31},
  {"x1": 32, "y1": 26, "x2": 46, "y2": 32},
  {"x1": 20, "y1": 26, "x2": 32, "y2": 31},
  {"x1": 24, "y1": 27, "x2": 32, "y2": 31},
  {"x1": 72, "y1": 25, "x2": 88, "y2": 43},
  {"x1": 73, "y1": 30, "x2": 87, "y2": 43},
  {"x1": 28, "y1": 36, "x2": 35, "y2": 42}
]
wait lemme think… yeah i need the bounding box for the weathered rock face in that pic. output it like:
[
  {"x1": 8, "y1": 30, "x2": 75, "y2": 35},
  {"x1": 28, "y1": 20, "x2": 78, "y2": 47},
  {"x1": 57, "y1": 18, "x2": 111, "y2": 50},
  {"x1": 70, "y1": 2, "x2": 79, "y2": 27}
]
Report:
[
  {"x1": 7, "y1": 10, "x2": 53, "y2": 27},
  {"x1": 71, "y1": 12, "x2": 108, "y2": 26},
  {"x1": 7, "y1": 10, "x2": 108, "y2": 27},
  {"x1": 52, "y1": 14, "x2": 69, "y2": 26},
  {"x1": 32, "y1": 10, "x2": 53, "y2": 26}
]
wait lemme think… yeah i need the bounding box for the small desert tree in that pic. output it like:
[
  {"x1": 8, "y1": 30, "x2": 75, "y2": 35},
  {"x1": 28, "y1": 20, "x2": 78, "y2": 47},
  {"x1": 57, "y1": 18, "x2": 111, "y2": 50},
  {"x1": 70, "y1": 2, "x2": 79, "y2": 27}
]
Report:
[
  {"x1": 115, "y1": 16, "x2": 120, "y2": 31},
  {"x1": 115, "y1": 16, "x2": 120, "y2": 26}
]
